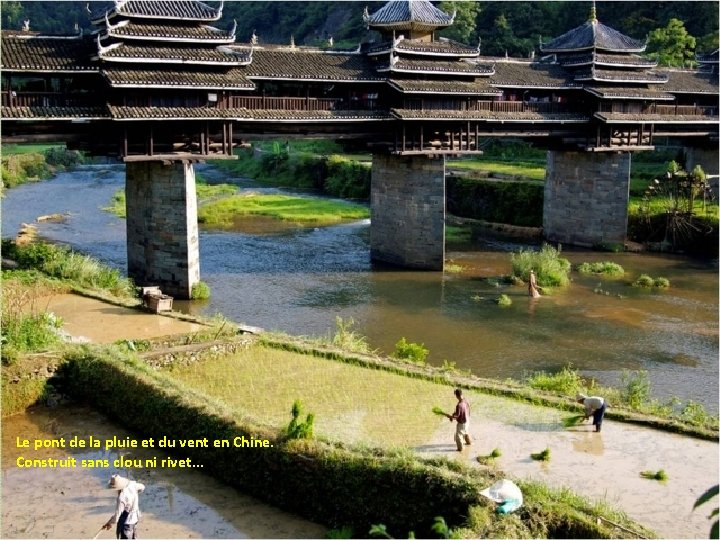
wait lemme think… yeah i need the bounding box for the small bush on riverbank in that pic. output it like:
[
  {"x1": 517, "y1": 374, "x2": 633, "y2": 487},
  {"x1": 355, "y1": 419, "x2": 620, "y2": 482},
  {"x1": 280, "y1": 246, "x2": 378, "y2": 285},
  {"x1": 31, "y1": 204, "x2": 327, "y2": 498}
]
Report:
[
  {"x1": 191, "y1": 281, "x2": 211, "y2": 300},
  {"x1": 511, "y1": 243, "x2": 571, "y2": 288},
  {"x1": 526, "y1": 365, "x2": 583, "y2": 395},
  {"x1": 393, "y1": 338, "x2": 429, "y2": 364}
]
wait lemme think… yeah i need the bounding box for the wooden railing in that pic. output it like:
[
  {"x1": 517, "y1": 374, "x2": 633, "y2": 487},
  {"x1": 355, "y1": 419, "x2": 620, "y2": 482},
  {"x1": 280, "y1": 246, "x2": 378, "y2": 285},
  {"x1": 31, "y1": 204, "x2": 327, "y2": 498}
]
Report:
[
  {"x1": 405, "y1": 100, "x2": 574, "y2": 114},
  {"x1": 229, "y1": 96, "x2": 340, "y2": 111},
  {"x1": 1, "y1": 91, "x2": 93, "y2": 108},
  {"x1": 598, "y1": 102, "x2": 718, "y2": 117}
]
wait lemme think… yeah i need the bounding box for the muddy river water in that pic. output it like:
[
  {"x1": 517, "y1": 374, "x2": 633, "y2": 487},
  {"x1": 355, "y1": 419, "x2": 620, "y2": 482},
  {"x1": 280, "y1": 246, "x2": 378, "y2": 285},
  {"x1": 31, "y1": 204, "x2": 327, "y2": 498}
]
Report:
[{"x1": 2, "y1": 164, "x2": 717, "y2": 411}]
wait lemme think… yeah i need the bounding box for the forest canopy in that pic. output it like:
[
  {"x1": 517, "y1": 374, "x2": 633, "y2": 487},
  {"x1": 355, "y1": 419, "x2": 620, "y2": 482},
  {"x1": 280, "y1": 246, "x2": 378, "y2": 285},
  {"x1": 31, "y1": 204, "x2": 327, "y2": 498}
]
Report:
[{"x1": 2, "y1": 1, "x2": 718, "y2": 64}]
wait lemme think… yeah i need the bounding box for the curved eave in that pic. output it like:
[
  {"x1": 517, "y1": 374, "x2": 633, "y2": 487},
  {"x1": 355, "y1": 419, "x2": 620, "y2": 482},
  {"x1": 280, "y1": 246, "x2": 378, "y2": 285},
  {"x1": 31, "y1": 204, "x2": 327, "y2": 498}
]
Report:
[
  {"x1": 595, "y1": 112, "x2": 720, "y2": 124},
  {"x1": 1, "y1": 67, "x2": 99, "y2": 74},
  {"x1": 378, "y1": 67, "x2": 493, "y2": 77},
  {"x1": 107, "y1": 82, "x2": 254, "y2": 90},
  {"x1": 584, "y1": 89, "x2": 675, "y2": 101},
  {"x1": 246, "y1": 75, "x2": 384, "y2": 83},
  {"x1": 563, "y1": 60, "x2": 657, "y2": 68},
  {"x1": 367, "y1": 21, "x2": 450, "y2": 32},
  {"x1": 106, "y1": 31, "x2": 234, "y2": 45},
  {"x1": 491, "y1": 83, "x2": 582, "y2": 90},
  {"x1": 543, "y1": 46, "x2": 646, "y2": 54},
  {"x1": 576, "y1": 75, "x2": 668, "y2": 84},
  {"x1": 98, "y1": 55, "x2": 250, "y2": 66}
]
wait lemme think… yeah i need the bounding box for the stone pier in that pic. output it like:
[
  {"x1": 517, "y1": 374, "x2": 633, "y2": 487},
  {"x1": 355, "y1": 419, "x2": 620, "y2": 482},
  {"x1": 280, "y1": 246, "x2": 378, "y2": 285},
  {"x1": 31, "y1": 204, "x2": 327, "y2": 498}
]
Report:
[
  {"x1": 370, "y1": 153, "x2": 445, "y2": 270},
  {"x1": 125, "y1": 161, "x2": 200, "y2": 299},
  {"x1": 543, "y1": 151, "x2": 631, "y2": 247}
]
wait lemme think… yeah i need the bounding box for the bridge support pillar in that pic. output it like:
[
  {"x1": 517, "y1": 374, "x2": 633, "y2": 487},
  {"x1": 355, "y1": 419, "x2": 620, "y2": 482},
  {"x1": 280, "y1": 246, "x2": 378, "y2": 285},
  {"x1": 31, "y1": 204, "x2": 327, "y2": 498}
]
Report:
[
  {"x1": 370, "y1": 153, "x2": 445, "y2": 270},
  {"x1": 543, "y1": 151, "x2": 631, "y2": 247},
  {"x1": 126, "y1": 161, "x2": 200, "y2": 299}
]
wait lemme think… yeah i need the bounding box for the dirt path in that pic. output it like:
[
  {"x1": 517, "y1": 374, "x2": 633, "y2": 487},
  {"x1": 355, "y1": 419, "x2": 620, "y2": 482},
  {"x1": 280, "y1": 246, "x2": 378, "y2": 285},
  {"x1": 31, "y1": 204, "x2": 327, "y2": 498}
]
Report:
[{"x1": 23, "y1": 293, "x2": 720, "y2": 539}]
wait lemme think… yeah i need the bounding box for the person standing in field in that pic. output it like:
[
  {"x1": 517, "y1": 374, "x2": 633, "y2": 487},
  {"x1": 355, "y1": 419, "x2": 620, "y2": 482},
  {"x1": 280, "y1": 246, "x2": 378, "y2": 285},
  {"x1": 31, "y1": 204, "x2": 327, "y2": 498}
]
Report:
[
  {"x1": 447, "y1": 388, "x2": 472, "y2": 451},
  {"x1": 577, "y1": 393, "x2": 607, "y2": 432},
  {"x1": 102, "y1": 474, "x2": 145, "y2": 539}
]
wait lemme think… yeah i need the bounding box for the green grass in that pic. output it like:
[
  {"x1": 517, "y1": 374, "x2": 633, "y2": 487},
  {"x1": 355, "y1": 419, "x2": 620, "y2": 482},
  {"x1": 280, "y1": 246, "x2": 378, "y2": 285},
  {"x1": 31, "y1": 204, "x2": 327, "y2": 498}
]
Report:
[
  {"x1": 198, "y1": 192, "x2": 369, "y2": 228},
  {"x1": 531, "y1": 447, "x2": 551, "y2": 461},
  {"x1": 1, "y1": 143, "x2": 64, "y2": 156},
  {"x1": 166, "y1": 343, "x2": 461, "y2": 447},
  {"x1": 447, "y1": 159, "x2": 546, "y2": 181},
  {"x1": 640, "y1": 469, "x2": 668, "y2": 481}
]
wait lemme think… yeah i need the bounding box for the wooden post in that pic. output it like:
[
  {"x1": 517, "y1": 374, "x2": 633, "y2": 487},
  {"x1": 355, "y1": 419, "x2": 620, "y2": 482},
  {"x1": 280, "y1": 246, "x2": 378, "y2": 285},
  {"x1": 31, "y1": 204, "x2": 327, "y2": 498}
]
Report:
[
  {"x1": 420, "y1": 124, "x2": 424, "y2": 152},
  {"x1": 149, "y1": 127, "x2": 154, "y2": 156}
]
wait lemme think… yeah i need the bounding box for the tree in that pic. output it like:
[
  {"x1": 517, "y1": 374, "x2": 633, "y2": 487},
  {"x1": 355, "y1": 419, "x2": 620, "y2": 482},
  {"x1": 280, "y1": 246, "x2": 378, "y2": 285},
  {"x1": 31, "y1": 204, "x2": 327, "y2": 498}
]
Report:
[
  {"x1": 646, "y1": 18, "x2": 697, "y2": 67},
  {"x1": 438, "y1": 1, "x2": 480, "y2": 45}
]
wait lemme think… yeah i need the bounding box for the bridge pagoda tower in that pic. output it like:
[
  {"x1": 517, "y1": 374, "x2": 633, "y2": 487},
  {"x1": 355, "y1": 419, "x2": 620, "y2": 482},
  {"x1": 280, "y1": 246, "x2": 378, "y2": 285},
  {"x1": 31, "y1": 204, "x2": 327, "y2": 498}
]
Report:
[
  {"x1": 364, "y1": 0, "x2": 477, "y2": 270},
  {"x1": 91, "y1": 0, "x2": 247, "y2": 298},
  {"x1": 539, "y1": 7, "x2": 666, "y2": 247}
]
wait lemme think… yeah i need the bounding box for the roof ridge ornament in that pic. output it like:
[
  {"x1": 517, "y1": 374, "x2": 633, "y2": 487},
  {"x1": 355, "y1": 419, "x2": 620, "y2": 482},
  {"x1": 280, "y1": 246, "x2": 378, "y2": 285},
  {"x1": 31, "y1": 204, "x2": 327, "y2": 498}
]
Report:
[
  {"x1": 363, "y1": 6, "x2": 370, "y2": 28},
  {"x1": 218, "y1": 0, "x2": 224, "y2": 17},
  {"x1": 229, "y1": 19, "x2": 237, "y2": 40},
  {"x1": 589, "y1": 1, "x2": 597, "y2": 23}
]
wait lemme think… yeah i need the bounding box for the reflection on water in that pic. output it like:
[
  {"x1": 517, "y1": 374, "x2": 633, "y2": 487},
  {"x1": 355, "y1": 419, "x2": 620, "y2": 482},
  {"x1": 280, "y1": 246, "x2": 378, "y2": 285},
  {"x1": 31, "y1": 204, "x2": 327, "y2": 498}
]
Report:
[{"x1": 2, "y1": 164, "x2": 717, "y2": 410}]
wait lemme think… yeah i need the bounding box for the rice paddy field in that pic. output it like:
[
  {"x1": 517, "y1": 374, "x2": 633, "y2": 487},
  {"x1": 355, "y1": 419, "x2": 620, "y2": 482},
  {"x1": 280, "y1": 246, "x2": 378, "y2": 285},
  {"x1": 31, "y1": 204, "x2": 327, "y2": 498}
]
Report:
[{"x1": 165, "y1": 343, "x2": 564, "y2": 448}]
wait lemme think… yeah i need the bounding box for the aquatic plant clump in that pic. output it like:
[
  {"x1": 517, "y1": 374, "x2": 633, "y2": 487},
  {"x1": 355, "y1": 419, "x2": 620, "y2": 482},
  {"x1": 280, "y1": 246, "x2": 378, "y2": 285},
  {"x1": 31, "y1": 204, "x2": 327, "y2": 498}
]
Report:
[
  {"x1": 496, "y1": 294, "x2": 512, "y2": 306},
  {"x1": 531, "y1": 448, "x2": 551, "y2": 461},
  {"x1": 576, "y1": 261, "x2": 625, "y2": 276},
  {"x1": 511, "y1": 243, "x2": 571, "y2": 288},
  {"x1": 632, "y1": 274, "x2": 670, "y2": 288},
  {"x1": 640, "y1": 469, "x2": 668, "y2": 481}
]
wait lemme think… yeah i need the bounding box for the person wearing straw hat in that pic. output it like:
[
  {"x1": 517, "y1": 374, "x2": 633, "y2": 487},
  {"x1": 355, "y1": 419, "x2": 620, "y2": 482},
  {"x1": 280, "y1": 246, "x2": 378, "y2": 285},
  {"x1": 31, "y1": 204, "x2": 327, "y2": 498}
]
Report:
[
  {"x1": 576, "y1": 393, "x2": 607, "y2": 432},
  {"x1": 102, "y1": 474, "x2": 146, "y2": 539}
]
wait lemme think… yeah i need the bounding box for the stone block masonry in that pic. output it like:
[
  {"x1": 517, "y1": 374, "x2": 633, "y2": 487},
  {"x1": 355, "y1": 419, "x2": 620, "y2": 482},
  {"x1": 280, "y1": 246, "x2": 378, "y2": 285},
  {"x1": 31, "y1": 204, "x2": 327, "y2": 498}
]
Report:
[
  {"x1": 543, "y1": 151, "x2": 631, "y2": 247},
  {"x1": 126, "y1": 161, "x2": 200, "y2": 299},
  {"x1": 370, "y1": 154, "x2": 445, "y2": 270}
]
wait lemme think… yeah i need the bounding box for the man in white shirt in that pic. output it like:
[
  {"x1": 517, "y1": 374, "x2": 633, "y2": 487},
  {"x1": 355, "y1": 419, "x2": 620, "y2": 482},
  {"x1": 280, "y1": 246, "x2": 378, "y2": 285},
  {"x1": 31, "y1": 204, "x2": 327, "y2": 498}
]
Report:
[{"x1": 102, "y1": 474, "x2": 145, "y2": 539}]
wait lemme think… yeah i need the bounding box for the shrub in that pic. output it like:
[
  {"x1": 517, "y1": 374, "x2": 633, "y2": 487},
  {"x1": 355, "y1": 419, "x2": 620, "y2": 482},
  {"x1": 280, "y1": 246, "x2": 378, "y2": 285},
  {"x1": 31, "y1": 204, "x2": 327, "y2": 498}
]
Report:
[
  {"x1": 653, "y1": 277, "x2": 670, "y2": 288},
  {"x1": 511, "y1": 243, "x2": 571, "y2": 288},
  {"x1": 496, "y1": 294, "x2": 512, "y2": 307},
  {"x1": 621, "y1": 370, "x2": 652, "y2": 409},
  {"x1": 393, "y1": 337, "x2": 429, "y2": 364},
  {"x1": 285, "y1": 399, "x2": 315, "y2": 439},
  {"x1": 330, "y1": 317, "x2": 371, "y2": 354},
  {"x1": 632, "y1": 274, "x2": 655, "y2": 288},
  {"x1": 191, "y1": 281, "x2": 211, "y2": 300},
  {"x1": 525, "y1": 365, "x2": 583, "y2": 395},
  {"x1": 576, "y1": 262, "x2": 625, "y2": 277}
]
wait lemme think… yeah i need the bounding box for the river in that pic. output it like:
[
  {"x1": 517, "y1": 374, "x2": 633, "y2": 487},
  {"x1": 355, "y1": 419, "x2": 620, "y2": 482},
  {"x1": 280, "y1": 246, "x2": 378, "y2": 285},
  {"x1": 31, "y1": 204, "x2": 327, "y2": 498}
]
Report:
[{"x1": 1, "y1": 164, "x2": 717, "y2": 411}]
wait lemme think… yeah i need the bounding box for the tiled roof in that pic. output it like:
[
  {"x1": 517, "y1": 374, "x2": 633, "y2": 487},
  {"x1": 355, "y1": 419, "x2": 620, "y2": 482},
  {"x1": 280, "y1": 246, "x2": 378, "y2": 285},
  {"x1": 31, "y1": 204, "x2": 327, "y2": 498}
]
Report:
[
  {"x1": 389, "y1": 79, "x2": 501, "y2": 95},
  {"x1": 107, "y1": 21, "x2": 234, "y2": 43},
  {"x1": 584, "y1": 87, "x2": 675, "y2": 100},
  {"x1": 595, "y1": 112, "x2": 719, "y2": 123},
  {"x1": 108, "y1": 106, "x2": 251, "y2": 120},
  {"x1": 246, "y1": 50, "x2": 382, "y2": 81},
  {"x1": 365, "y1": 0, "x2": 454, "y2": 29},
  {"x1": 574, "y1": 69, "x2": 668, "y2": 83},
  {"x1": 105, "y1": 106, "x2": 390, "y2": 121},
  {"x1": 113, "y1": 1, "x2": 221, "y2": 21},
  {"x1": 368, "y1": 39, "x2": 478, "y2": 57},
  {"x1": 490, "y1": 62, "x2": 579, "y2": 88},
  {"x1": 98, "y1": 43, "x2": 251, "y2": 65},
  {"x1": 660, "y1": 70, "x2": 719, "y2": 94},
  {"x1": 1, "y1": 34, "x2": 97, "y2": 72},
  {"x1": 246, "y1": 110, "x2": 392, "y2": 121},
  {"x1": 391, "y1": 108, "x2": 589, "y2": 122},
  {"x1": 696, "y1": 49, "x2": 719, "y2": 64},
  {"x1": 560, "y1": 52, "x2": 656, "y2": 67},
  {"x1": 1, "y1": 106, "x2": 109, "y2": 119},
  {"x1": 378, "y1": 59, "x2": 493, "y2": 76},
  {"x1": 101, "y1": 66, "x2": 254, "y2": 89},
  {"x1": 542, "y1": 20, "x2": 646, "y2": 53}
]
